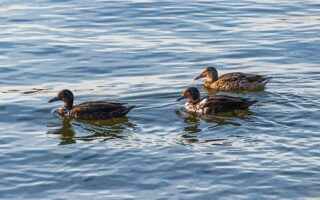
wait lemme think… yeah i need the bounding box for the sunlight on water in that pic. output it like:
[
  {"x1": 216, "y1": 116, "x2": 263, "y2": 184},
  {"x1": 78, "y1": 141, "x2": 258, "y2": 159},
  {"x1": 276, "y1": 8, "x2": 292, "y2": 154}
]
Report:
[{"x1": 0, "y1": 0, "x2": 320, "y2": 199}]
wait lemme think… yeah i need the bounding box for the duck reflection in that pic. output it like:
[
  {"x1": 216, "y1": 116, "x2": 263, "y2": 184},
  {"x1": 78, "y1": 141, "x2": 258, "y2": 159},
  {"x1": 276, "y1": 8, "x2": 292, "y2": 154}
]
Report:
[
  {"x1": 176, "y1": 109, "x2": 254, "y2": 132},
  {"x1": 175, "y1": 108, "x2": 254, "y2": 146},
  {"x1": 180, "y1": 134, "x2": 232, "y2": 146},
  {"x1": 47, "y1": 116, "x2": 135, "y2": 145}
]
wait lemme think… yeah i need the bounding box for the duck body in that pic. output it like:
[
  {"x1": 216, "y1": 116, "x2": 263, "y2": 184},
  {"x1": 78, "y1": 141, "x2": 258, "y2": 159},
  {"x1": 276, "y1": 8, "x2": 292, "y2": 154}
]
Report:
[
  {"x1": 205, "y1": 72, "x2": 270, "y2": 90},
  {"x1": 194, "y1": 67, "x2": 271, "y2": 91},
  {"x1": 177, "y1": 87, "x2": 257, "y2": 114},
  {"x1": 59, "y1": 101, "x2": 134, "y2": 120},
  {"x1": 184, "y1": 95, "x2": 257, "y2": 114},
  {"x1": 49, "y1": 90, "x2": 134, "y2": 120}
]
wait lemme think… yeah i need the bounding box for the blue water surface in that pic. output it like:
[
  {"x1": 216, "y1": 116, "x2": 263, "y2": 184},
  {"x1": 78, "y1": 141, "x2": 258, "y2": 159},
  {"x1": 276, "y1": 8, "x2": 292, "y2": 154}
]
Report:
[{"x1": 0, "y1": 0, "x2": 320, "y2": 199}]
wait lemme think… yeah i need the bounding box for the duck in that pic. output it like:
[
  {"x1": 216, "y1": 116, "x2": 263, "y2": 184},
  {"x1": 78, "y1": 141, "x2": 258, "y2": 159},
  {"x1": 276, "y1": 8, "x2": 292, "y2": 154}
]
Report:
[
  {"x1": 48, "y1": 89, "x2": 134, "y2": 120},
  {"x1": 176, "y1": 87, "x2": 257, "y2": 114},
  {"x1": 193, "y1": 66, "x2": 271, "y2": 91}
]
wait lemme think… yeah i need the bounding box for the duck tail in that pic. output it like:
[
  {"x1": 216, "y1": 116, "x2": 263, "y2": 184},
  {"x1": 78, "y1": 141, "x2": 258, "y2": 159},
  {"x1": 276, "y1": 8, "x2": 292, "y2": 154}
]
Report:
[
  {"x1": 121, "y1": 105, "x2": 135, "y2": 116},
  {"x1": 261, "y1": 76, "x2": 272, "y2": 85},
  {"x1": 243, "y1": 100, "x2": 258, "y2": 108}
]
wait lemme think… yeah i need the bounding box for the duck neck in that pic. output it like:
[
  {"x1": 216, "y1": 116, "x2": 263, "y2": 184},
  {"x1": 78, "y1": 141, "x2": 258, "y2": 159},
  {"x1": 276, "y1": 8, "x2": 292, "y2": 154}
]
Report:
[
  {"x1": 189, "y1": 97, "x2": 200, "y2": 104},
  {"x1": 207, "y1": 70, "x2": 218, "y2": 83},
  {"x1": 63, "y1": 101, "x2": 73, "y2": 110}
]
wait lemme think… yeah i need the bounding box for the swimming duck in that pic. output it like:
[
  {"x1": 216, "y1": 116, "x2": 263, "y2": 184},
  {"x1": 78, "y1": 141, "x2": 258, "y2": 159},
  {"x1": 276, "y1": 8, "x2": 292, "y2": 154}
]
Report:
[
  {"x1": 176, "y1": 87, "x2": 257, "y2": 114},
  {"x1": 193, "y1": 66, "x2": 271, "y2": 90},
  {"x1": 48, "y1": 89, "x2": 134, "y2": 120}
]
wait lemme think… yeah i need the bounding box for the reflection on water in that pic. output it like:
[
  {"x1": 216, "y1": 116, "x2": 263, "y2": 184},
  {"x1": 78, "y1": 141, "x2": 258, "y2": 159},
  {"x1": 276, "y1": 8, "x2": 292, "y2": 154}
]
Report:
[
  {"x1": 176, "y1": 108, "x2": 254, "y2": 132},
  {"x1": 180, "y1": 134, "x2": 232, "y2": 146},
  {"x1": 175, "y1": 106, "x2": 256, "y2": 147},
  {"x1": 175, "y1": 108, "x2": 254, "y2": 146},
  {"x1": 1, "y1": 0, "x2": 320, "y2": 199},
  {"x1": 47, "y1": 114, "x2": 135, "y2": 145}
]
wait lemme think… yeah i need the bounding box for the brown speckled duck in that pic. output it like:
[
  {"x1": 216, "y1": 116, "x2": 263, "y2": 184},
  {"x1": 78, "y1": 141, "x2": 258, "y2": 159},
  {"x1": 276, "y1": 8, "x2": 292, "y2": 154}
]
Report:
[
  {"x1": 48, "y1": 89, "x2": 134, "y2": 120},
  {"x1": 176, "y1": 87, "x2": 257, "y2": 114},
  {"x1": 194, "y1": 66, "x2": 271, "y2": 91}
]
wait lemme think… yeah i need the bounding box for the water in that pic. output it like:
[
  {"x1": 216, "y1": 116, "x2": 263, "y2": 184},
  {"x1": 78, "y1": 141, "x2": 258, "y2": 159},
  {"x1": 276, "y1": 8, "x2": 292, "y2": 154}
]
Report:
[{"x1": 0, "y1": 0, "x2": 320, "y2": 199}]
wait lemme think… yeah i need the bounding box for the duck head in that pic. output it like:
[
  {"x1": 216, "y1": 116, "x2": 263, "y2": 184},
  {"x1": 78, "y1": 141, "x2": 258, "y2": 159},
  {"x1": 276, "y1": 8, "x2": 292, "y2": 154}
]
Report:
[
  {"x1": 48, "y1": 89, "x2": 74, "y2": 109},
  {"x1": 193, "y1": 66, "x2": 218, "y2": 82},
  {"x1": 176, "y1": 87, "x2": 200, "y2": 103}
]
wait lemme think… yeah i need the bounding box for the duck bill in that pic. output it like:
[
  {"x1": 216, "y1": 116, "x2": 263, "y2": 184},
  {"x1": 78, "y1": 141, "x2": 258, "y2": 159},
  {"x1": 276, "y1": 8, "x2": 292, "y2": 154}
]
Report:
[
  {"x1": 176, "y1": 96, "x2": 186, "y2": 101},
  {"x1": 48, "y1": 96, "x2": 59, "y2": 103},
  {"x1": 193, "y1": 74, "x2": 204, "y2": 81}
]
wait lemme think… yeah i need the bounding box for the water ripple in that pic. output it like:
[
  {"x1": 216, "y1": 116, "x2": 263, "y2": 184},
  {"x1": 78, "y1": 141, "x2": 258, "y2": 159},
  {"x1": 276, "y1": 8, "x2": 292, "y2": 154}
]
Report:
[{"x1": 0, "y1": 0, "x2": 320, "y2": 199}]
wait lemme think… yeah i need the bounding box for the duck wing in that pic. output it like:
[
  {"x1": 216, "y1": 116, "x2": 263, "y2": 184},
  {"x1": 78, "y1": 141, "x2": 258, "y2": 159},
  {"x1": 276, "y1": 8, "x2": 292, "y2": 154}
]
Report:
[
  {"x1": 77, "y1": 101, "x2": 125, "y2": 107},
  {"x1": 70, "y1": 101, "x2": 134, "y2": 119},
  {"x1": 219, "y1": 72, "x2": 245, "y2": 82},
  {"x1": 219, "y1": 72, "x2": 270, "y2": 83},
  {"x1": 200, "y1": 95, "x2": 257, "y2": 113}
]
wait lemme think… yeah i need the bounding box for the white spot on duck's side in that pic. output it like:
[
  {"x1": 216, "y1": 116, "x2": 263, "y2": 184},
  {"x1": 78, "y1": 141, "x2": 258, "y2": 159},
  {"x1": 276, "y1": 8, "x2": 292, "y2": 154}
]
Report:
[
  {"x1": 184, "y1": 98, "x2": 208, "y2": 114},
  {"x1": 185, "y1": 102, "x2": 196, "y2": 112},
  {"x1": 198, "y1": 98, "x2": 207, "y2": 108}
]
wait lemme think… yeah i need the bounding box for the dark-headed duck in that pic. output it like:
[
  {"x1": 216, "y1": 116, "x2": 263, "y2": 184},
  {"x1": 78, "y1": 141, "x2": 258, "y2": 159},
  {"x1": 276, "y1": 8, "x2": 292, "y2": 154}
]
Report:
[
  {"x1": 194, "y1": 66, "x2": 271, "y2": 91},
  {"x1": 48, "y1": 89, "x2": 134, "y2": 120},
  {"x1": 177, "y1": 87, "x2": 257, "y2": 114}
]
